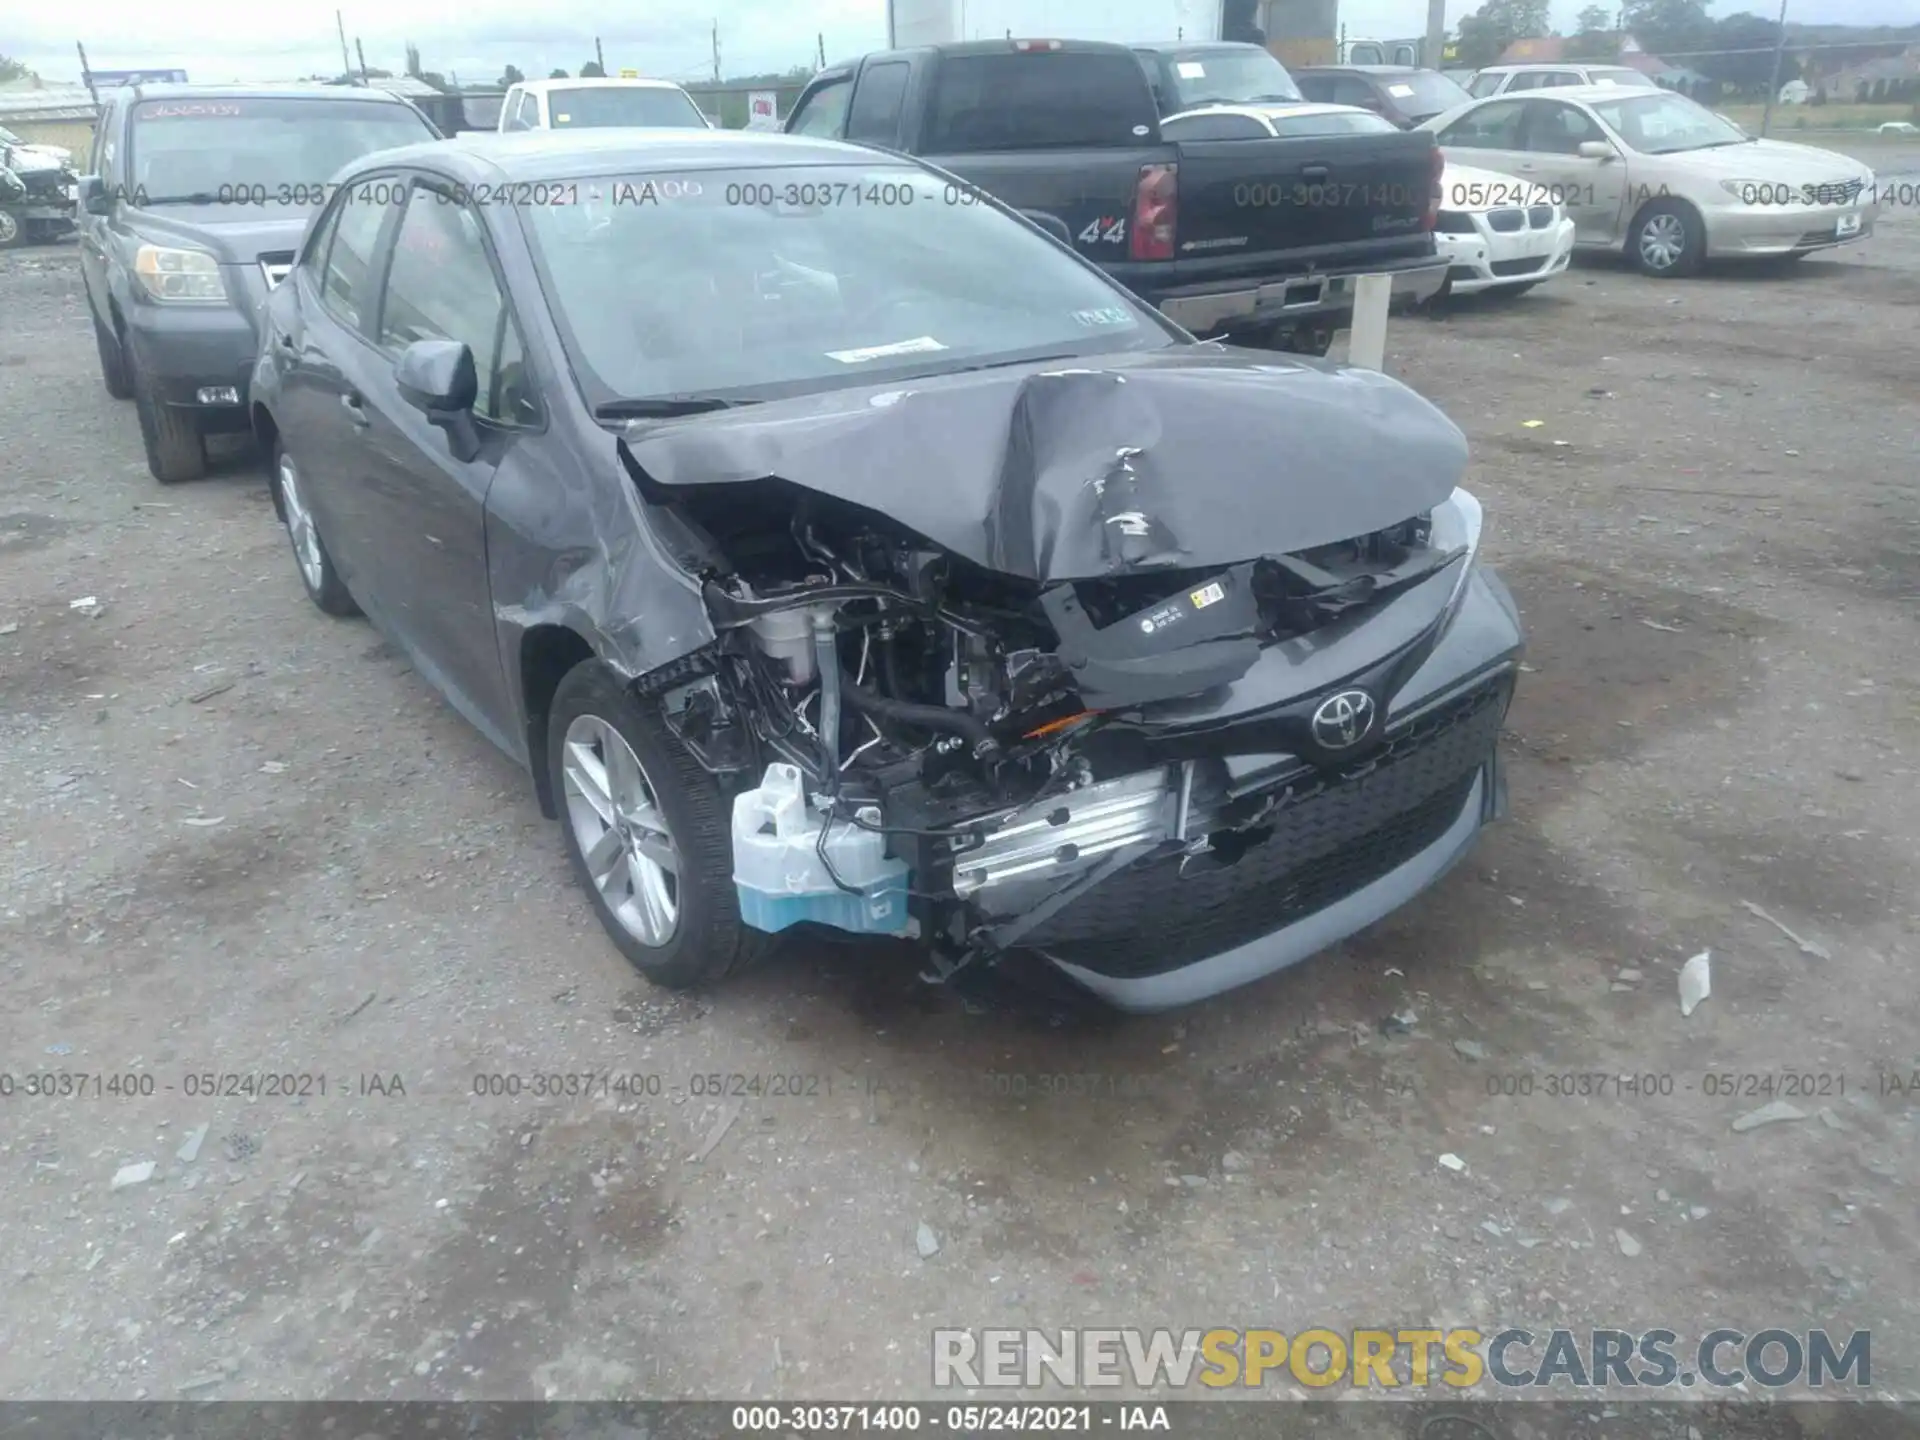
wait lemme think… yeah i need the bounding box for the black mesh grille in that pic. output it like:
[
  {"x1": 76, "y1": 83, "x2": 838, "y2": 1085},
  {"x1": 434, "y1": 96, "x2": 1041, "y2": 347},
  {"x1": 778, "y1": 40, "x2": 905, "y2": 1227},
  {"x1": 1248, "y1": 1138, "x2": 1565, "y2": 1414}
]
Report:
[
  {"x1": 1491, "y1": 257, "x2": 1545, "y2": 276},
  {"x1": 1029, "y1": 674, "x2": 1510, "y2": 977},
  {"x1": 1486, "y1": 208, "x2": 1524, "y2": 233},
  {"x1": 1436, "y1": 210, "x2": 1477, "y2": 234},
  {"x1": 1527, "y1": 204, "x2": 1554, "y2": 228}
]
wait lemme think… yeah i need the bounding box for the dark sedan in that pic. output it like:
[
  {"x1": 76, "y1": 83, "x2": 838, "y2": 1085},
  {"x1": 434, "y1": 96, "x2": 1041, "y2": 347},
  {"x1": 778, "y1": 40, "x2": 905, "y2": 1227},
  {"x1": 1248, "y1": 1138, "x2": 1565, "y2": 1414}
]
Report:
[
  {"x1": 1293, "y1": 66, "x2": 1474, "y2": 129},
  {"x1": 250, "y1": 130, "x2": 1523, "y2": 1012}
]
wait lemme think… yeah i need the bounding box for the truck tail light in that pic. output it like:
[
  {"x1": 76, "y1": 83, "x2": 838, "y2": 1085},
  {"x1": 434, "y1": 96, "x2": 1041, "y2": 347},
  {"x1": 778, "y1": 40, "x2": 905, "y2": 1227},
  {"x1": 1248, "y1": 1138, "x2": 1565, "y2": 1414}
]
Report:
[
  {"x1": 1129, "y1": 163, "x2": 1177, "y2": 261},
  {"x1": 1011, "y1": 39, "x2": 1064, "y2": 51},
  {"x1": 1422, "y1": 144, "x2": 1442, "y2": 232}
]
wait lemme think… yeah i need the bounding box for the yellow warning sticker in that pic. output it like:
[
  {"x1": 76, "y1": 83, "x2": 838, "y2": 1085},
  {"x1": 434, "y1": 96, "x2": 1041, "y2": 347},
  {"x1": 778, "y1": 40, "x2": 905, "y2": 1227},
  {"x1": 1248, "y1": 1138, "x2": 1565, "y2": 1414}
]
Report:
[{"x1": 1190, "y1": 582, "x2": 1227, "y2": 609}]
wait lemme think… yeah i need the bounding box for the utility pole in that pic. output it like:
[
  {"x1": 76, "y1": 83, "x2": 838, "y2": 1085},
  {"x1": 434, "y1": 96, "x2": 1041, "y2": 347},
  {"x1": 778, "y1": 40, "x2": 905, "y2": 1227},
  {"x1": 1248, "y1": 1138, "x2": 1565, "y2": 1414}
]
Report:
[
  {"x1": 76, "y1": 41, "x2": 99, "y2": 106},
  {"x1": 1424, "y1": 0, "x2": 1447, "y2": 70},
  {"x1": 1758, "y1": 0, "x2": 1789, "y2": 137},
  {"x1": 355, "y1": 37, "x2": 370, "y2": 85},
  {"x1": 711, "y1": 22, "x2": 721, "y2": 82},
  {"x1": 595, "y1": 36, "x2": 605, "y2": 72},
  {"x1": 817, "y1": 32, "x2": 826, "y2": 68},
  {"x1": 336, "y1": 11, "x2": 353, "y2": 78}
]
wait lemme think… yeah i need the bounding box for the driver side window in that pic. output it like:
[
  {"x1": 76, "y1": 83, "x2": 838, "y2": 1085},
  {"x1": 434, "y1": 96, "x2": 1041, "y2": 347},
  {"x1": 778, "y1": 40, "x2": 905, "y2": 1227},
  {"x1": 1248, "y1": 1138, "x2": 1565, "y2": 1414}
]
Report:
[
  {"x1": 1523, "y1": 101, "x2": 1604, "y2": 154},
  {"x1": 789, "y1": 79, "x2": 852, "y2": 137},
  {"x1": 377, "y1": 183, "x2": 538, "y2": 426}
]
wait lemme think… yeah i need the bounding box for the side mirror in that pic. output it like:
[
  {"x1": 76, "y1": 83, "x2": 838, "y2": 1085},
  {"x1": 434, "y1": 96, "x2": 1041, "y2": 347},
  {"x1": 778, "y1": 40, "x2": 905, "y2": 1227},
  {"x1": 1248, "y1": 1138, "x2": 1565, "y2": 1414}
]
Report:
[
  {"x1": 78, "y1": 175, "x2": 112, "y2": 215},
  {"x1": 395, "y1": 338, "x2": 482, "y2": 462},
  {"x1": 1577, "y1": 140, "x2": 1614, "y2": 161}
]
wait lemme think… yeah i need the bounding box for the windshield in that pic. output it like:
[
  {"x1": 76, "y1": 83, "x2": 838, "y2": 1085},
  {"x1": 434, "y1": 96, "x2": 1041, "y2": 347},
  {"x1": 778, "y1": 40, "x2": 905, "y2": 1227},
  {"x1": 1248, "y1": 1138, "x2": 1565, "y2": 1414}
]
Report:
[
  {"x1": 1166, "y1": 49, "x2": 1304, "y2": 109},
  {"x1": 546, "y1": 86, "x2": 708, "y2": 128},
  {"x1": 1588, "y1": 90, "x2": 1746, "y2": 153},
  {"x1": 126, "y1": 98, "x2": 435, "y2": 203},
  {"x1": 1383, "y1": 71, "x2": 1473, "y2": 116},
  {"x1": 519, "y1": 164, "x2": 1174, "y2": 408}
]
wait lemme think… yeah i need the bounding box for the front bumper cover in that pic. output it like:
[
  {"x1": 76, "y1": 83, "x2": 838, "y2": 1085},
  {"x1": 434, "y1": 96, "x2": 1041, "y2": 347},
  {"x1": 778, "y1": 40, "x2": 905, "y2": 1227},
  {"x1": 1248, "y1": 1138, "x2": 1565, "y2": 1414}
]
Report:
[
  {"x1": 1021, "y1": 564, "x2": 1523, "y2": 1011},
  {"x1": 1436, "y1": 212, "x2": 1574, "y2": 294}
]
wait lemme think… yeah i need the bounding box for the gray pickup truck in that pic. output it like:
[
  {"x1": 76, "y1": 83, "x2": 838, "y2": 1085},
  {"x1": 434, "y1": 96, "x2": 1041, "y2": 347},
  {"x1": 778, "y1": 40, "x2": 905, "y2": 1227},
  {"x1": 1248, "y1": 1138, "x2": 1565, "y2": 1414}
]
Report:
[{"x1": 786, "y1": 38, "x2": 1447, "y2": 352}]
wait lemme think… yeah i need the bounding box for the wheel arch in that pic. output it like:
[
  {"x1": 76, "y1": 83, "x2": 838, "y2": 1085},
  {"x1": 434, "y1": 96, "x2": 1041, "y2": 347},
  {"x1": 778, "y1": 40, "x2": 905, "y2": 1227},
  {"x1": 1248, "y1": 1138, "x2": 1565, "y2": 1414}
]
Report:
[{"x1": 520, "y1": 623, "x2": 599, "y2": 819}]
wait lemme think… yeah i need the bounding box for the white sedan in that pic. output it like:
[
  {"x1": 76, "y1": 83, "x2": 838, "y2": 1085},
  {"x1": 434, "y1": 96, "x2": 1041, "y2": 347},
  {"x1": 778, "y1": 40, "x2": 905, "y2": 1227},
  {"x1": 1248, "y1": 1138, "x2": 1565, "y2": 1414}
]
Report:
[
  {"x1": 1158, "y1": 101, "x2": 1575, "y2": 300},
  {"x1": 1420, "y1": 86, "x2": 1878, "y2": 275},
  {"x1": 1433, "y1": 162, "x2": 1576, "y2": 296}
]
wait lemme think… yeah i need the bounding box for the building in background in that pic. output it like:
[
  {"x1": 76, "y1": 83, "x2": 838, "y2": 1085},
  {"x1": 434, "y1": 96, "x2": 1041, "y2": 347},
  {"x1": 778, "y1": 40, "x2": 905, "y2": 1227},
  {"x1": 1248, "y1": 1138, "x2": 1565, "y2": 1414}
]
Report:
[{"x1": 0, "y1": 81, "x2": 101, "y2": 160}]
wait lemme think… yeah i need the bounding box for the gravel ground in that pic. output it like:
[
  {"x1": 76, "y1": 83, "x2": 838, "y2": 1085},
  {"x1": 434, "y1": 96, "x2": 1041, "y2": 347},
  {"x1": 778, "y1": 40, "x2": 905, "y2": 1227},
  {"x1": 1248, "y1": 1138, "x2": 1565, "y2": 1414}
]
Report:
[{"x1": 2, "y1": 155, "x2": 1916, "y2": 1418}]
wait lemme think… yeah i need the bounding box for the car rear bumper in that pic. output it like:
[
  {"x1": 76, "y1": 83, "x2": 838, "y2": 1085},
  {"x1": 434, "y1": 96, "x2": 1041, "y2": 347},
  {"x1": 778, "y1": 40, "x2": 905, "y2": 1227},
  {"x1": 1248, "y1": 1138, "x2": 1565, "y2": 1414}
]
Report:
[
  {"x1": 1146, "y1": 254, "x2": 1451, "y2": 335},
  {"x1": 1436, "y1": 214, "x2": 1574, "y2": 294},
  {"x1": 1708, "y1": 201, "x2": 1877, "y2": 256}
]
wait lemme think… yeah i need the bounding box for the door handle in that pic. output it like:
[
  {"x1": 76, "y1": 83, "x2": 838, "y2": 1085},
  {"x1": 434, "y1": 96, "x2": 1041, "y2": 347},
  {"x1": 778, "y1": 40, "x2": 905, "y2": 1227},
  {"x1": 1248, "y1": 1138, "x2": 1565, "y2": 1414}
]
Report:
[
  {"x1": 340, "y1": 392, "x2": 370, "y2": 427},
  {"x1": 1301, "y1": 164, "x2": 1331, "y2": 183}
]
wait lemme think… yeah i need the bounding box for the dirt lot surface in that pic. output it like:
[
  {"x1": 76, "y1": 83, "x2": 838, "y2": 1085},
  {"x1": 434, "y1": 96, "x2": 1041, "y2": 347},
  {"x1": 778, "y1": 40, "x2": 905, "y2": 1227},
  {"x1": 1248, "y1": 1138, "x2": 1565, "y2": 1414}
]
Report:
[{"x1": 2, "y1": 150, "x2": 1917, "y2": 1424}]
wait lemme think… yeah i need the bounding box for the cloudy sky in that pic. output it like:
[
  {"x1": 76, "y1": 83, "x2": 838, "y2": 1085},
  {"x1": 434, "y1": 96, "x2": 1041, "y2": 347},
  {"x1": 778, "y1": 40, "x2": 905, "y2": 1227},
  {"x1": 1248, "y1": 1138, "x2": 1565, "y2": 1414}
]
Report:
[{"x1": 8, "y1": 0, "x2": 1910, "y2": 87}]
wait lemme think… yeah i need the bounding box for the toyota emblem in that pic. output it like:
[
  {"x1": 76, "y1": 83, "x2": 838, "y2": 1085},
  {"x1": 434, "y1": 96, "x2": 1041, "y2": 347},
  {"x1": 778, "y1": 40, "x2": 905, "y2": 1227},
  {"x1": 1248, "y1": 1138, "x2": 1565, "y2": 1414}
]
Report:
[{"x1": 1311, "y1": 689, "x2": 1376, "y2": 750}]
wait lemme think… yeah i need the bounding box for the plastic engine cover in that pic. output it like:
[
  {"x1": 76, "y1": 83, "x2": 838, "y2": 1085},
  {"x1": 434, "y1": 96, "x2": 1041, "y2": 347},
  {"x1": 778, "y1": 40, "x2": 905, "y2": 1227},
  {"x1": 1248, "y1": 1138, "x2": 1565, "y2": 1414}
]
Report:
[{"x1": 731, "y1": 763, "x2": 911, "y2": 935}]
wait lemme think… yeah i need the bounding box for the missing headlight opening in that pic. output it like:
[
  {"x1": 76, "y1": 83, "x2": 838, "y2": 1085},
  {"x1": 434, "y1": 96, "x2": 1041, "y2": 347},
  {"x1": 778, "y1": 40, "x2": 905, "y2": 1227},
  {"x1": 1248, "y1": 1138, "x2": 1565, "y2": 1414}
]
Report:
[{"x1": 622, "y1": 371, "x2": 1515, "y2": 1010}]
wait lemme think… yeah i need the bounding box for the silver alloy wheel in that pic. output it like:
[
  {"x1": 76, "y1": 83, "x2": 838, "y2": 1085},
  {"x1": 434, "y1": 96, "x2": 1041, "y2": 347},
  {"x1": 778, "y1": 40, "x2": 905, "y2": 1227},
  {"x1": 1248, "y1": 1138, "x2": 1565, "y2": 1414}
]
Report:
[
  {"x1": 1638, "y1": 212, "x2": 1687, "y2": 271},
  {"x1": 278, "y1": 452, "x2": 326, "y2": 594},
  {"x1": 561, "y1": 713, "x2": 681, "y2": 947}
]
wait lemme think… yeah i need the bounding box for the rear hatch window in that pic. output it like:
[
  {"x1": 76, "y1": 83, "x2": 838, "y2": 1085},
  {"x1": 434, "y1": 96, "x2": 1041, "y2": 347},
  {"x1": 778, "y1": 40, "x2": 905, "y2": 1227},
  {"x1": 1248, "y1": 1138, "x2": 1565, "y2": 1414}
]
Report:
[{"x1": 924, "y1": 51, "x2": 1157, "y2": 152}]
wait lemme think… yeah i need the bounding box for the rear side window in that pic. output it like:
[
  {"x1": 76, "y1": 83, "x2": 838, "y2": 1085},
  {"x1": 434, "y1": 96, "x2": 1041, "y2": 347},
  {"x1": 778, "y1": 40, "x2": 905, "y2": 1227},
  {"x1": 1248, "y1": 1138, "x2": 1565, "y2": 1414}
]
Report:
[
  {"x1": 1468, "y1": 71, "x2": 1506, "y2": 97},
  {"x1": 1443, "y1": 99, "x2": 1526, "y2": 148},
  {"x1": 845, "y1": 62, "x2": 909, "y2": 145},
  {"x1": 924, "y1": 52, "x2": 1156, "y2": 153}
]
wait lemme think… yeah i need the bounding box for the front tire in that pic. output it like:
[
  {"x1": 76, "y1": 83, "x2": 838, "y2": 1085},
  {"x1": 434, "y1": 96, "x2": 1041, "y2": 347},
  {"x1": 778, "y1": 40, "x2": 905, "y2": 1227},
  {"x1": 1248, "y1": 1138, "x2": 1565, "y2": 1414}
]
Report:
[
  {"x1": 1629, "y1": 200, "x2": 1704, "y2": 278},
  {"x1": 0, "y1": 206, "x2": 25, "y2": 250},
  {"x1": 132, "y1": 362, "x2": 206, "y2": 482},
  {"x1": 547, "y1": 660, "x2": 765, "y2": 990},
  {"x1": 272, "y1": 443, "x2": 359, "y2": 617}
]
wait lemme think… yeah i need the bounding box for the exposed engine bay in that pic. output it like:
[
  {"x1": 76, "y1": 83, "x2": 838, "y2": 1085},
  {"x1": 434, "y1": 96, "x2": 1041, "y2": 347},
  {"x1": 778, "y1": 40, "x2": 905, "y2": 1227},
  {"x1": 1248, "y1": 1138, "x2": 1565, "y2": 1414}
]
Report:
[{"x1": 639, "y1": 465, "x2": 1492, "y2": 982}]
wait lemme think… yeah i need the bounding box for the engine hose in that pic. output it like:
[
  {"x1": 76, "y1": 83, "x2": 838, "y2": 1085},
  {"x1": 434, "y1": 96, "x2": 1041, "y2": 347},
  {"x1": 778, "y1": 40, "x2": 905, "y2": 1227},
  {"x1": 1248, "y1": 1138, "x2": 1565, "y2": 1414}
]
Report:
[{"x1": 840, "y1": 670, "x2": 998, "y2": 755}]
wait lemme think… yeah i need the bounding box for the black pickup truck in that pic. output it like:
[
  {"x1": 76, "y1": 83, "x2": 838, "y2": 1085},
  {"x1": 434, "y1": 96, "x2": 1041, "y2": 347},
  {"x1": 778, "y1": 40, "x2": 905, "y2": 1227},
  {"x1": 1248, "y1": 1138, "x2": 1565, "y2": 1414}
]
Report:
[{"x1": 785, "y1": 38, "x2": 1447, "y2": 351}]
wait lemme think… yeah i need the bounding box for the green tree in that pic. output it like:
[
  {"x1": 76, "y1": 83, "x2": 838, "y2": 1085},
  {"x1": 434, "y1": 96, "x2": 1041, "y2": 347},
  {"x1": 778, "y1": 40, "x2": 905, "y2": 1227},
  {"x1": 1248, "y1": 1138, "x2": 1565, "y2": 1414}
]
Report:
[
  {"x1": 1566, "y1": 7, "x2": 1623, "y2": 61},
  {"x1": 1454, "y1": 0, "x2": 1552, "y2": 68},
  {"x1": 405, "y1": 42, "x2": 422, "y2": 77},
  {"x1": 1621, "y1": 0, "x2": 1710, "y2": 59},
  {"x1": 0, "y1": 54, "x2": 36, "y2": 83},
  {"x1": 498, "y1": 64, "x2": 525, "y2": 86},
  {"x1": 549, "y1": 68, "x2": 569, "y2": 78},
  {"x1": 579, "y1": 60, "x2": 606, "y2": 77}
]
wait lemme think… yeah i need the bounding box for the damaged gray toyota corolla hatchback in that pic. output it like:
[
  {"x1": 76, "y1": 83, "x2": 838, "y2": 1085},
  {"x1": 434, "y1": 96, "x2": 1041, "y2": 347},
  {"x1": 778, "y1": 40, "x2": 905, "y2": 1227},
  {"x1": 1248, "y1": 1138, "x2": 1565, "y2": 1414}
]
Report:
[{"x1": 251, "y1": 129, "x2": 1523, "y2": 1012}]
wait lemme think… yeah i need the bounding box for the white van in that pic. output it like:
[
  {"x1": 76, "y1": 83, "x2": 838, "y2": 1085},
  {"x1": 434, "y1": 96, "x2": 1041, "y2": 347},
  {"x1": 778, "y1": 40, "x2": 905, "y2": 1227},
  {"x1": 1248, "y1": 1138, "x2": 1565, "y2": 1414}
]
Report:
[{"x1": 497, "y1": 77, "x2": 712, "y2": 132}]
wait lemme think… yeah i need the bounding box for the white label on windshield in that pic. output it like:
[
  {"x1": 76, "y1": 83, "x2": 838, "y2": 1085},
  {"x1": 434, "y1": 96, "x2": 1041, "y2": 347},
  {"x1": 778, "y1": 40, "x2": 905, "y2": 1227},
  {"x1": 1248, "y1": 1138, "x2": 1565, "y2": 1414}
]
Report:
[
  {"x1": 1593, "y1": 78, "x2": 1616, "y2": 85},
  {"x1": 1388, "y1": 83, "x2": 1416, "y2": 97},
  {"x1": 825, "y1": 336, "x2": 948, "y2": 364},
  {"x1": 1071, "y1": 306, "x2": 1133, "y2": 328},
  {"x1": 1176, "y1": 62, "x2": 1206, "y2": 78},
  {"x1": 555, "y1": 112, "x2": 572, "y2": 121}
]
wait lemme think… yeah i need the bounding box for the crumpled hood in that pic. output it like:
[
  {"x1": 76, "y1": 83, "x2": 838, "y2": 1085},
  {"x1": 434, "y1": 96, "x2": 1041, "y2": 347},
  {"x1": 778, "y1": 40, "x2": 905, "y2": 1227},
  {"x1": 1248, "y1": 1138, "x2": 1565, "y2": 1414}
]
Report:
[{"x1": 621, "y1": 346, "x2": 1467, "y2": 584}]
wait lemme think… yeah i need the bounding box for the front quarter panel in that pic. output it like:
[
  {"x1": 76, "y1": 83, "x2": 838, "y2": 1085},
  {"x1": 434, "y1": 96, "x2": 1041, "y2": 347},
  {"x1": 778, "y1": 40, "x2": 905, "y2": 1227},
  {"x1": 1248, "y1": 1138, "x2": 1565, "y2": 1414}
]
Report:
[{"x1": 485, "y1": 419, "x2": 718, "y2": 733}]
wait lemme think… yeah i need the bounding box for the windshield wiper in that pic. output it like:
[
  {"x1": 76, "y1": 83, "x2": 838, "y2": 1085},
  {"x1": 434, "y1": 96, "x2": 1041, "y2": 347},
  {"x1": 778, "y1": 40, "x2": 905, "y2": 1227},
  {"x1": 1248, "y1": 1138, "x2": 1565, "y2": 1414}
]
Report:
[
  {"x1": 1246, "y1": 92, "x2": 1304, "y2": 103},
  {"x1": 594, "y1": 396, "x2": 758, "y2": 418},
  {"x1": 131, "y1": 191, "x2": 224, "y2": 206},
  {"x1": 958, "y1": 352, "x2": 1086, "y2": 373}
]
